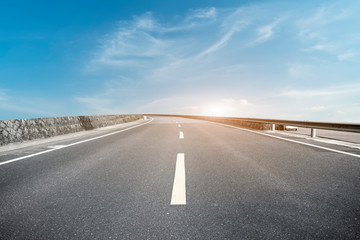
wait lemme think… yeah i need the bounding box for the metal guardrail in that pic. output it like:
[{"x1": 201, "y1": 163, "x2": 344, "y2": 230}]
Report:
[{"x1": 148, "y1": 114, "x2": 360, "y2": 137}]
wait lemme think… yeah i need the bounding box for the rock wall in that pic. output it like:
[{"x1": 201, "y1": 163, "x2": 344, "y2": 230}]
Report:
[{"x1": 0, "y1": 114, "x2": 143, "y2": 146}]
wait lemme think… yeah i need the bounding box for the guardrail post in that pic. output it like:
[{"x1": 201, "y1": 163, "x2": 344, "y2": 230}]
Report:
[
  {"x1": 271, "y1": 124, "x2": 275, "y2": 132},
  {"x1": 311, "y1": 128, "x2": 316, "y2": 138}
]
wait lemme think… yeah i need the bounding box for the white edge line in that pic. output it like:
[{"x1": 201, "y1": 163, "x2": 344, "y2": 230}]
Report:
[
  {"x1": 0, "y1": 118, "x2": 154, "y2": 166},
  {"x1": 209, "y1": 121, "x2": 360, "y2": 159},
  {"x1": 0, "y1": 149, "x2": 58, "y2": 166}
]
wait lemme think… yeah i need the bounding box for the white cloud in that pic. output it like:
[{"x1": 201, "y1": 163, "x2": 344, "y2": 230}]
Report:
[
  {"x1": 296, "y1": 3, "x2": 359, "y2": 62},
  {"x1": 75, "y1": 97, "x2": 124, "y2": 114},
  {"x1": 198, "y1": 20, "x2": 247, "y2": 57},
  {"x1": 288, "y1": 63, "x2": 313, "y2": 79},
  {"x1": 297, "y1": 6, "x2": 349, "y2": 34},
  {"x1": 297, "y1": 7, "x2": 325, "y2": 30},
  {"x1": 88, "y1": 26, "x2": 169, "y2": 72},
  {"x1": 281, "y1": 84, "x2": 360, "y2": 98},
  {"x1": 88, "y1": 8, "x2": 222, "y2": 73},
  {"x1": 132, "y1": 8, "x2": 218, "y2": 34},
  {"x1": 255, "y1": 18, "x2": 283, "y2": 43},
  {"x1": 0, "y1": 91, "x2": 58, "y2": 118},
  {"x1": 308, "y1": 43, "x2": 334, "y2": 52},
  {"x1": 133, "y1": 12, "x2": 156, "y2": 30},
  {"x1": 0, "y1": 89, "x2": 10, "y2": 101},
  {"x1": 186, "y1": 7, "x2": 217, "y2": 21},
  {"x1": 311, "y1": 106, "x2": 325, "y2": 110},
  {"x1": 80, "y1": 3, "x2": 360, "y2": 122},
  {"x1": 338, "y1": 50, "x2": 355, "y2": 60},
  {"x1": 239, "y1": 99, "x2": 250, "y2": 105}
]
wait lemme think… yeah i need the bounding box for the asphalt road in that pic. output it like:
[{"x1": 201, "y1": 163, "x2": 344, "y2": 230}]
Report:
[{"x1": 0, "y1": 117, "x2": 359, "y2": 239}]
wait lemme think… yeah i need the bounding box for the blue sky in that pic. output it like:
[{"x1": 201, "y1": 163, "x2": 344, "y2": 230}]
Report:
[{"x1": 1, "y1": 0, "x2": 359, "y2": 122}]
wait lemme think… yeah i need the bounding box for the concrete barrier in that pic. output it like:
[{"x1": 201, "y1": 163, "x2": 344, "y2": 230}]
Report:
[{"x1": 0, "y1": 114, "x2": 143, "y2": 146}]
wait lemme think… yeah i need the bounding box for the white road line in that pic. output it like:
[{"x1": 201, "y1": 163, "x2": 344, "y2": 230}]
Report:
[
  {"x1": 210, "y1": 121, "x2": 360, "y2": 159},
  {"x1": 47, "y1": 145, "x2": 67, "y2": 149},
  {"x1": 171, "y1": 153, "x2": 186, "y2": 205},
  {"x1": 179, "y1": 131, "x2": 184, "y2": 139},
  {"x1": 0, "y1": 149, "x2": 58, "y2": 166},
  {"x1": 0, "y1": 118, "x2": 154, "y2": 167},
  {"x1": 178, "y1": 124, "x2": 181, "y2": 128}
]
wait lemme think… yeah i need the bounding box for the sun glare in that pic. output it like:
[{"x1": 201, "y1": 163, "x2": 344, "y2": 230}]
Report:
[
  {"x1": 203, "y1": 104, "x2": 227, "y2": 116},
  {"x1": 202, "y1": 99, "x2": 245, "y2": 116}
]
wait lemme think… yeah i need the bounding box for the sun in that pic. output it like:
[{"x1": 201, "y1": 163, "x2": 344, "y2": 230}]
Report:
[{"x1": 203, "y1": 104, "x2": 226, "y2": 116}]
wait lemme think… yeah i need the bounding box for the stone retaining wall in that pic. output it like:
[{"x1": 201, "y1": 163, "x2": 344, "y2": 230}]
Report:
[{"x1": 0, "y1": 114, "x2": 143, "y2": 146}]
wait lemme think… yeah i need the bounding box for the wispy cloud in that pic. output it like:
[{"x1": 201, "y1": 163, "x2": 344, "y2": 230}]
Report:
[
  {"x1": 186, "y1": 7, "x2": 217, "y2": 21},
  {"x1": 133, "y1": 12, "x2": 157, "y2": 30},
  {"x1": 311, "y1": 106, "x2": 325, "y2": 111},
  {"x1": 281, "y1": 84, "x2": 360, "y2": 98},
  {"x1": 0, "y1": 91, "x2": 57, "y2": 119},
  {"x1": 306, "y1": 43, "x2": 334, "y2": 52},
  {"x1": 296, "y1": 3, "x2": 359, "y2": 63},
  {"x1": 0, "y1": 89, "x2": 10, "y2": 101},
  {"x1": 75, "y1": 97, "x2": 124, "y2": 114},
  {"x1": 0, "y1": 102, "x2": 55, "y2": 118},
  {"x1": 287, "y1": 63, "x2": 314, "y2": 80},
  {"x1": 198, "y1": 20, "x2": 247, "y2": 57},
  {"x1": 298, "y1": 6, "x2": 350, "y2": 30},
  {"x1": 337, "y1": 50, "x2": 356, "y2": 61},
  {"x1": 132, "y1": 11, "x2": 215, "y2": 33},
  {"x1": 87, "y1": 7, "x2": 252, "y2": 82},
  {"x1": 79, "y1": 2, "x2": 360, "y2": 122},
  {"x1": 255, "y1": 18, "x2": 284, "y2": 43},
  {"x1": 88, "y1": 10, "x2": 215, "y2": 73},
  {"x1": 297, "y1": 6, "x2": 350, "y2": 42}
]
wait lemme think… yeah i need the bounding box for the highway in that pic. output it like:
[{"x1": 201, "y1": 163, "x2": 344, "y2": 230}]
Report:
[{"x1": 0, "y1": 117, "x2": 359, "y2": 239}]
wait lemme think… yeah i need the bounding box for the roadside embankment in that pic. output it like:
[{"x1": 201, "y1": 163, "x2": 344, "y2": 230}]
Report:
[
  {"x1": 0, "y1": 114, "x2": 143, "y2": 146},
  {"x1": 148, "y1": 114, "x2": 279, "y2": 130}
]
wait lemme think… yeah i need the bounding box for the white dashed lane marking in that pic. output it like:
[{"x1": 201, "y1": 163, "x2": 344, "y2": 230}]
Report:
[{"x1": 171, "y1": 153, "x2": 186, "y2": 205}]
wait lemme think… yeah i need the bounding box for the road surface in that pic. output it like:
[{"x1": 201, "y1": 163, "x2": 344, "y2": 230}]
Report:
[{"x1": 1, "y1": 117, "x2": 359, "y2": 239}]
